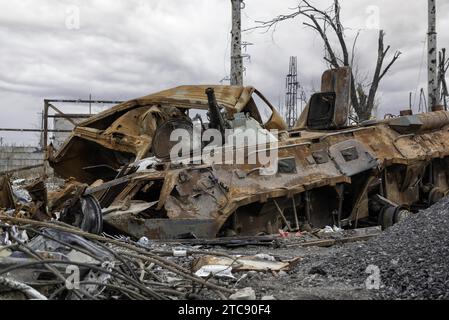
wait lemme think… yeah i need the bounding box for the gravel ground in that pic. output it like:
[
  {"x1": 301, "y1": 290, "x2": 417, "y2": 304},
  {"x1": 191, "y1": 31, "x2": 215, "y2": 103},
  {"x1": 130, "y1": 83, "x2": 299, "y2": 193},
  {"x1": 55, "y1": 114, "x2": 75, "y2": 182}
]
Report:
[
  {"x1": 4, "y1": 194, "x2": 448, "y2": 300},
  {"x1": 321, "y1": 197, "x2": 449, "y2": 300},
  {"x1": 232, "y1": 197, "x2": 449, "y2": 300}
]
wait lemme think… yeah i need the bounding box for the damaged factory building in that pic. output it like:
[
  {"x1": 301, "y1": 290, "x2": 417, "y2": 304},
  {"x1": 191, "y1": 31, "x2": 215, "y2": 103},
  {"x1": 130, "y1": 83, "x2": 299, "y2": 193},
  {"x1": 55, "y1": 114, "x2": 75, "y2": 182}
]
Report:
[{"x1": 1, "y1": 66, "x2": 449, "y2": 300}]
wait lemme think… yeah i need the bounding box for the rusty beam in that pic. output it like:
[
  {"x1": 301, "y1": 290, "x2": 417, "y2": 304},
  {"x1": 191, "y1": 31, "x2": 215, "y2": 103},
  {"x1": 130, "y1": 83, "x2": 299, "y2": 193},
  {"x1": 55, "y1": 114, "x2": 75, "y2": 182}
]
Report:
[
  {"x1": 45, "y1": 99, "x2": 123, "y2": 104},
  {"x1": 273, "y1": 199, "x2": 293, "y2": 232},
  {"x1": 47, "y1": 103, "x2": 78, "y2": 126},
  {"x1": 0, "y1": 128, "x2": 72, "y2": 133},
  {"x1": 48, "y1": 114, "x2": 92, "y2": 119}
]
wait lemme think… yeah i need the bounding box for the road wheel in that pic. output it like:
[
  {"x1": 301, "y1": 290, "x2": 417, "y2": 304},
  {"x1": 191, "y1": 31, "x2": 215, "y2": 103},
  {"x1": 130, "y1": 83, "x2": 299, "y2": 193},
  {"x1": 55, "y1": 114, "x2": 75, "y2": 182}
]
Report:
[{"x1": 379, "y1": 206, "x2": 395, "y2": 230}]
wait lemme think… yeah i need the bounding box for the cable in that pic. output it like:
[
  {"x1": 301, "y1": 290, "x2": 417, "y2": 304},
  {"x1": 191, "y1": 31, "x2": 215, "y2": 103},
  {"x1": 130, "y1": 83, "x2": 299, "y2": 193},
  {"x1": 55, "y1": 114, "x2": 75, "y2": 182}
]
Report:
[
  {"x1": 414, "y1": 36, "x2": 427, "y2": 109},
  {"x1": 0, "y1": 260, "x2": 165, "y2": 300},
  {"x1": 0, "y1": 276, "x2": 48, "y2": 300}
]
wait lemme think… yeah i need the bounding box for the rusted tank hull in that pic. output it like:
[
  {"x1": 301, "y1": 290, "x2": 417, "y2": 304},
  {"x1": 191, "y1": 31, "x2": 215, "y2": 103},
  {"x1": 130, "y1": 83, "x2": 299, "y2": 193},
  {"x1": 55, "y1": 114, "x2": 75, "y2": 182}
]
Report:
[
  {"x1": 49, "y1": 81, "x2": 449, "y2": 239},
  {"x1": 97, "y1": 114, "x2": 449, "y2": 239}
]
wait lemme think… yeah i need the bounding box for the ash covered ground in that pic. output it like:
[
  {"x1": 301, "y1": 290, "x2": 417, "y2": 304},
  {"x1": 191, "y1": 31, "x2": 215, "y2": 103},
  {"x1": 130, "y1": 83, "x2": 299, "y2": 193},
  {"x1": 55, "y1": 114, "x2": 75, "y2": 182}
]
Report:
[
  {"x1": 2, "y1": 183, "x2": 449, "y2": 300},
  {"x1": 228, "y1": 197, "x2": 449, "y2": 300}
]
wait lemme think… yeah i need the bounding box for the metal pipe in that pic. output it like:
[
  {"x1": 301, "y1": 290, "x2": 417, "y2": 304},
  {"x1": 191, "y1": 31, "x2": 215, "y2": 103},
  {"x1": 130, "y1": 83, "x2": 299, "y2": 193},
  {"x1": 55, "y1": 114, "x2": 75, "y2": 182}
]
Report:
[
  {"x1": 44, "y1": 99, "x2": 123, "y2": 104},
  {"x1": 0, "y1": 128, "x2": 72, "y2": 133},
  {"x1": 273, "y1": 199, "x2": 293, "y2": 232},
  {"x1": 292, "y1": 196, "x2": 300, "y2": 231},
  {"x1": 47, "y1": 114, "x2": 92, "y2": 119},
  {"x1": 304, "y1": 191, "x2": 312, "y2": 225},
  {"x1": 336, "y1": 185, "x2": 344, "y2": 229},
  {"x1": 318, "y1": 126, "x2": 376, "y2": 142}
]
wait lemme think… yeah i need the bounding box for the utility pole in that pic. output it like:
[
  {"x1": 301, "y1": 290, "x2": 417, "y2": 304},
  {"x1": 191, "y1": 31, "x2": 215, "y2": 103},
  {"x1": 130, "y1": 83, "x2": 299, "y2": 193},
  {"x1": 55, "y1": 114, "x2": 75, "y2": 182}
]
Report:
[
  {"x1": 231, "y1": 0, "x2": 243, "y2": 86},
  {"x1": 428, "y1": 0, "x2": 440, "y2": 110}
]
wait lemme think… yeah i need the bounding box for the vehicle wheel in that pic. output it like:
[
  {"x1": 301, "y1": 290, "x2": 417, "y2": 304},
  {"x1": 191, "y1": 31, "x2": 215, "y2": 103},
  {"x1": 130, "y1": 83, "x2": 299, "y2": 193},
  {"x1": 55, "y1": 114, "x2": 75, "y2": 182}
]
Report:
[
  {"x1": 394, "y1": 207, "x2": 412, "y2": 224},
  {"x1": 61, "y1": 195, "x2": 103, "y2": 234},
  {"x1": 379, "y1": 206, "x2": 395, "y2": 230},
  {"x1": 429, "y1": 188, "x2": 445, "y2": 205}
]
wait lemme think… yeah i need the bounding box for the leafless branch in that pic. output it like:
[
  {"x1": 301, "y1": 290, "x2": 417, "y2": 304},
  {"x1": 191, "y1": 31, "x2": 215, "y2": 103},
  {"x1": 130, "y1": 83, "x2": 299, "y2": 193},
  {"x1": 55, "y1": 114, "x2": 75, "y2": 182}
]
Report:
[
  {"x1": 351, "y1": 30, "x2": 361, "y2": 67},
  {"x1": 247, "y1": 0, "x2": 400, "y2": 120},
  {"x1": 379, "y1": 51, "x2": 402, "y2": 81}
]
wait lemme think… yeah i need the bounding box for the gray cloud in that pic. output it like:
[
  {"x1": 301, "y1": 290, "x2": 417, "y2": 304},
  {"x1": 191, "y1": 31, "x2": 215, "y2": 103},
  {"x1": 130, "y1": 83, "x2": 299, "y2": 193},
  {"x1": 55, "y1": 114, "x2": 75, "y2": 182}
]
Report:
[{"x1": 0, "y1": 0, "x2": 447, "y2": 144}]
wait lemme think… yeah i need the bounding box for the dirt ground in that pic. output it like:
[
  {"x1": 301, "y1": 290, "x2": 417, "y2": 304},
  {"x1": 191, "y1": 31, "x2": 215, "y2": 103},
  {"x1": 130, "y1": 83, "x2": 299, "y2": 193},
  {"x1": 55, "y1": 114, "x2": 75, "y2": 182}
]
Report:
[
  {"x1": 212, "y1": 197, "x2": 449, "y2": 300},
  {"x1": 208, "y1": 243, "x2": 375, "y2": 300}
]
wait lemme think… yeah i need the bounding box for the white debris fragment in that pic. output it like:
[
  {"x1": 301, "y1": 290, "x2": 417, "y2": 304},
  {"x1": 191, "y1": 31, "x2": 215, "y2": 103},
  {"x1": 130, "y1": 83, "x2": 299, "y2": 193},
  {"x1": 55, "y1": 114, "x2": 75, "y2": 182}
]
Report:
[
  {"x1": 136, "y1": 157, "x2": 160, "y2": 172},
  {"x1": 195, "y1": 265, "x2": 235, "y2": 279},
  {"x1": 173, "y1": 248, "x2": 187, "y2": 257},
  {"x1": 138, "y1": 237, "x2": 151, "y2": 247},
  {"x1": 12, "y1": 188, "x2": 32, "y2": 204},
  {"x1": 321, "y1": 225, "x2": 343, "y2": 234},
  {"x1": 254, "y1": 254, "x2": 276, "y2": 262},
  {"x1": 229, "y1": 287, "x2": 256, "y2": 300},
  {"x1": 322, "y1": 226, "x2": 335, "y2": 234},
  {"x1": 12, "y1": 179, "x2": 26, "y2": 186},
  {"x1": 333, "y1": 226, "x2": 343, "y2": 233}
]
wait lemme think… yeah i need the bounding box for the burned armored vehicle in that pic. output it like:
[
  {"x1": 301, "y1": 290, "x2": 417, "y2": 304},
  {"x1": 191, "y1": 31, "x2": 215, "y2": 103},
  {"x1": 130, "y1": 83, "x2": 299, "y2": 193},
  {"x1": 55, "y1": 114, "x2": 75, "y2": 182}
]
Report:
[{"x1": 49, "y1": 67, "x2": 449, "y2": 239}]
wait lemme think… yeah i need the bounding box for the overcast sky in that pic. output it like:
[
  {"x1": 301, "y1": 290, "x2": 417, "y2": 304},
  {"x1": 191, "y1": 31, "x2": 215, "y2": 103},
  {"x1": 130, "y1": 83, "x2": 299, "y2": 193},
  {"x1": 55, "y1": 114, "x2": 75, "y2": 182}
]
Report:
[{"x1": 0, "y1": 0, "x2": 448, "y2": 145}]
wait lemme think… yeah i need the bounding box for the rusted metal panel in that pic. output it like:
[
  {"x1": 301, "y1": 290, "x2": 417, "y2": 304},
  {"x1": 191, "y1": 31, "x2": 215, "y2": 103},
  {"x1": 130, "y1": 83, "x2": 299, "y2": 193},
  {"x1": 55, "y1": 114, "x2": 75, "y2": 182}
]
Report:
[
  {"x1": 104, "y1": 210, "x2": 218, "y2": 240},
  {"x1": 24, "y1": 179, "x2": 51, "y2": 221},
  {"x1": 321, "y1": 67, "x2": 352, "y2": 128},
  {"x1": 76, "y1": 85, "x2": 254, "y2": 130},
  {"x1": 328, "y1": 140, "x2": 378, "y2": 176}
]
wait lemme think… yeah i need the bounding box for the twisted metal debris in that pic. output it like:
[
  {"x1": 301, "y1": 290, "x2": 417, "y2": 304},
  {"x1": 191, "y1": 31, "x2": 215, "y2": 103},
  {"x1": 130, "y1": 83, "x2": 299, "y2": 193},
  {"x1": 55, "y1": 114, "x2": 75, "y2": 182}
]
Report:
[{"x1": 0, "y1": 213, "x2": 235, "y2": 300}]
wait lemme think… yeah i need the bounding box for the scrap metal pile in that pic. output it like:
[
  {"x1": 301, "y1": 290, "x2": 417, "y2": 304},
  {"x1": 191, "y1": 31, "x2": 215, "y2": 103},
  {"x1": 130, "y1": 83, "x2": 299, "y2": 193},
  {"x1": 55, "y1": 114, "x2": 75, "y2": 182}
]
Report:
[
  {"x1": 0, "y1": 204, "x2": 333, "y2": 300},
  {"x1": 0, "y1": 213, "x2": 239, "y2": 300}
]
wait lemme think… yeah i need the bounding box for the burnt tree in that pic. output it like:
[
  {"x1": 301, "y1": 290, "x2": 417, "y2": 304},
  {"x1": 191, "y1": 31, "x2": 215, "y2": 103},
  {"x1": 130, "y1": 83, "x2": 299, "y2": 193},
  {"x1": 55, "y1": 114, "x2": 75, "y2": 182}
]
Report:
[
  {"x1": 251, "y1": 0, "x2": 401, "y2": 121},
  {"x1": 438, "y1": 48, "x2": 449, "y2": 110}
]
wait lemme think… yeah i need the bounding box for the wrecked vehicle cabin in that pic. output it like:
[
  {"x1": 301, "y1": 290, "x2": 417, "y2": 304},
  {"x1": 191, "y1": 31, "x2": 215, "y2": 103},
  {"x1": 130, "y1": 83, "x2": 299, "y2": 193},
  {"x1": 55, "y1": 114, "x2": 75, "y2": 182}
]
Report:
[{"x1": 9, "y1": 67, "x2": 449, "y2": 241}]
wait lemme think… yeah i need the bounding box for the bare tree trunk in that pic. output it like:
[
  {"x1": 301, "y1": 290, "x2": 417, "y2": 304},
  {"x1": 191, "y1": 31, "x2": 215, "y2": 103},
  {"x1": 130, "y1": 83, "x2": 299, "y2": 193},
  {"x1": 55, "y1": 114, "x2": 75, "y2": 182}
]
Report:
[
  {"x1": 361, "y1": 31, "x2": 401, "y2": 120},
  {"x1": 362, "y1": 31, "x2": 387, "y2": 120},
  {"x1": 249, "y1": 0, "x2": 401, "y2": 122}
]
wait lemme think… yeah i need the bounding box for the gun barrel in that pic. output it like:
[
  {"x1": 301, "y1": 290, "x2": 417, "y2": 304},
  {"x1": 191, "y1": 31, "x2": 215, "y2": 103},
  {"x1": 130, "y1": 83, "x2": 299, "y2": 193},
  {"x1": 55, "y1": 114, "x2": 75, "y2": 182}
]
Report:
[{"x1": 205, "y1": 88, "x2": 227, "y2": 134}]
